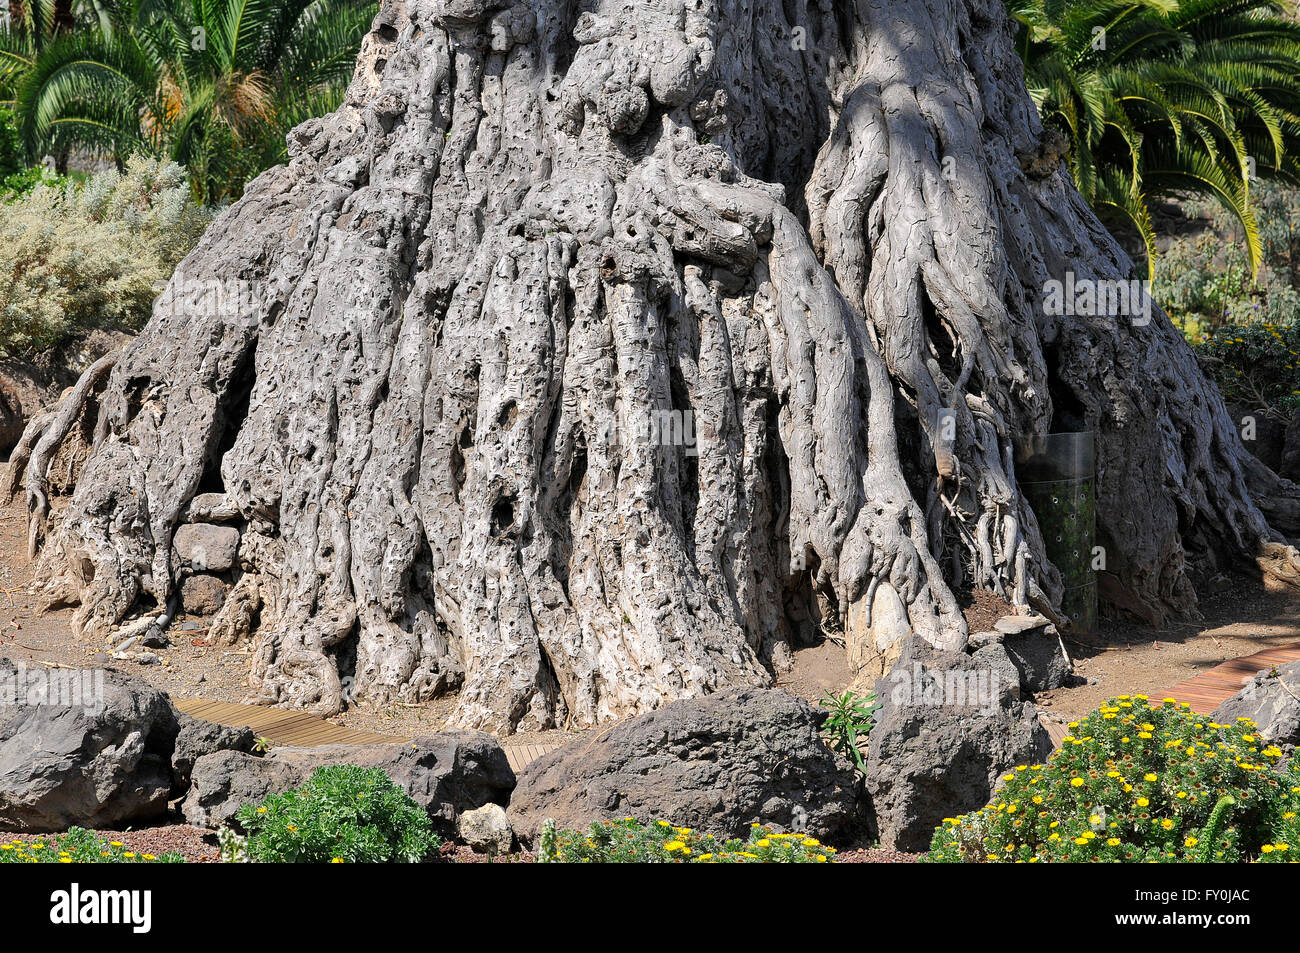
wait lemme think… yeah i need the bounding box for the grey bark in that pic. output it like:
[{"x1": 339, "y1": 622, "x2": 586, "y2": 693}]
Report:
[{"x1": 17, "y1": 0, "x2": 1300, "y2": 733}]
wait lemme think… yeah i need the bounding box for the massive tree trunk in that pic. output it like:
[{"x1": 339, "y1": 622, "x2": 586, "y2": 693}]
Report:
[{"x1": 14, "y1": 0, "x2": 1300, "y2": 733}]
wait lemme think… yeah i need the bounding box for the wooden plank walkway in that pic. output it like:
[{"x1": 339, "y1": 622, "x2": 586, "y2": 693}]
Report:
[
  {"x1": 174, "y1": 698, "x2": 402, "y2": 746},
  {"x1": 1155, "y1": 641, "x2": 1300, "y2": 715},
  {"x1": 173, "y1": 697, "x2": 561, "y2": 771}
]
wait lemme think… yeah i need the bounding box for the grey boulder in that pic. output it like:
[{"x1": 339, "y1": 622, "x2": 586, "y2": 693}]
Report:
[
  {"x1": 507, "y1": 688, "x2": 863, "y2": 845},
  {"x1": 865, "y1": 638, "x2": 1052, "y2": 851},
  {"x1": 995, "y1": 614, "x2": 1073, "y2": 692},
  {"x1": 0, "y1": 659, "x2": 179, "y2": 832},
  {"x1": 183, "y1": 731, "x2": 515, "y2": 833},
  {"x1": 172, "y1": 523, "x2": 240, "y2": 573},
  {"x1": 1212, "y1": 658, "x2": 1300, "y2": 745},
  {"x1": 179, "y1": 574, "x2": 230, "y2": 616},
  {"x1": 171, "y1": 714, "x2": 257, "y2": 789}
]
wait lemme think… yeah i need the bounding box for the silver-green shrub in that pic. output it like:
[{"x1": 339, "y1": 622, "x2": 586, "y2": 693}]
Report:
[{"x1": 0, "y1": 156, "x2": 213, "y2": 356}]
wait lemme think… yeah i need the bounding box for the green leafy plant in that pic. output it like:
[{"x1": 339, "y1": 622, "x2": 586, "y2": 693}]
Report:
[
  {"x1": 925, "y1": 695, "x2": 1300, "y2": 862},
  {"x1": 819, "y1": 689, "x2": 880, "y2": 773},
  {"x1": 1156, "y1": 183, "x2": 1300, "y2": 339},
  {"x1": 0, "y1": 828, "x2": 183, "y2": 863},
  {"x1": 235, "y1": 764, "x2": 441, "y2": 864},
  {"x1": 538, "y1": 818, "x2": 836, "y2": 863},
  {"x1": 1007, "y1": 0, "x2": 1300, "y2": 275},
  {"x1": 4, "y1": 0, "x2": 378, "y2": 203},
  {"x1": 0, "y1": 154, "x2": 211, "y2": 356},
  {"x1": 1193, "y1": 319, "x2": 1300, "y2": 419}
]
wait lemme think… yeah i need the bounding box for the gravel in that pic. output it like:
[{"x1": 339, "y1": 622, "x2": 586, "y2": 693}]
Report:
[{"x1": 8, "y1": 824, "x2": 221, "y2": 862}]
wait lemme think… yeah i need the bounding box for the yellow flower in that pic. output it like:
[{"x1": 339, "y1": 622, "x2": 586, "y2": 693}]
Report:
[
  {"x1": 1262, "y1": 845, "x2": 1275, "y2": 853},
  {"x1": 1136, "y1": 797, "x2": 1149, "y2": 807},
  {"x1": 331, "y1": 857, "x2": 345, "y2": 863},
  {"x1": 1070, "y1": 778, "x2": 1084, "y2": 788},
  {"x1": 1107, "y1": 838, "x2": 1120, "y2": 847},
  {"x1": 1144, "y1": 773, "x2": 1157, "y2": 782},
  {"x1": 816, "y1": 854, "x2": 827, "y2": 862},
  {"x1": 664, "y1": 840, "x2": 686, "y2": 852},
  {"x1": 1185, "y1": 837, "x2": 1199, "y2": 847}
]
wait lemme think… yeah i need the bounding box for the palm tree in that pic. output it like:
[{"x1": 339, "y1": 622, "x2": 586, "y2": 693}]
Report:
[
  {"x1": 1008, "y1": 0, "x2": 1300, "y2": 276},
  {"x1": 9, "y1": 0, "x2": 377, "y2": 202}
]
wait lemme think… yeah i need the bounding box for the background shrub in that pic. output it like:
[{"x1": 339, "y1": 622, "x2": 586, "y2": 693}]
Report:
[
  {"x1": 0, "y1": 154, "x2": 212, "y2": 356},
  {"x1": 925, "y1": 697, "x2": 1300, "y2": 863},
  {"x1": 235, "y1": 764, "x2": 441, "y2": 864},
  {"x1": 1194, "y1": 321, "x2": 1300, "y2": 419}
]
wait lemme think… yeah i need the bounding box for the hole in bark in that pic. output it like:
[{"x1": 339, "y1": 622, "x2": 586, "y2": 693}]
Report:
[
  {"x1": 1045, "y1": 344, "x2": 1089, "y2": 433},
  {"x1": 490, "y1": 494, "x2": 517, "y2": 536},
  {"x1": 450, "y1": 443, "x2": 467, "y2": 503},
  {"x1": 497, "y1": 401, "x2": 518, "y2": 430},
  {"x1": 199, "y1": 345, "x2": 256, "y2": 493},
  {"x1": 328, "y1": 624, "x2": 358, "y2": 706},
  {"x1": 921, "y1": 292, "x2": 960, "y2": 383},
  {"x1": 122, "y1": 376, "x2": 151, "y2": 426},
  {"x1": 376, "y1": 23, "x2": 399, "y2": 43},
  {"x1": 554, "y1": 442, "x2": 587, "y2": 603}
]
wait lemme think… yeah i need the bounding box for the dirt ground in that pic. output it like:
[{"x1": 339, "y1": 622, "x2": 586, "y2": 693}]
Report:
[{"x1": 3, "y1": 486, "x2": 1298, "y2": 743}]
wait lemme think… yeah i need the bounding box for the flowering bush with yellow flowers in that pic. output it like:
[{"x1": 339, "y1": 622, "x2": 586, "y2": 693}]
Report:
[
  {"x1": 925, "y1": 697, "x2": 1300, "y2": 863},
  {"x1": 0, "y1": 828, "x2": 183, "y2": 863},
  {"x1": 235, "y1": 764, "x2": 441, "y2": 863},
  {"x1": 535, "y1": 818, "x2": 836, "y2": 863}
]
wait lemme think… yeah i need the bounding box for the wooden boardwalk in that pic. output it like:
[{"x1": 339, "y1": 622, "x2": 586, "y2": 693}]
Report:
[
  {"x1": 172, "y1": 697, "x2": 560, "y2": 772},
  {"x1": 174, "y1": 698, "x2": 401, "y2": 746},
  {"x1": 1155, "y1": 641, "x2": 1300, "y2": 714}
]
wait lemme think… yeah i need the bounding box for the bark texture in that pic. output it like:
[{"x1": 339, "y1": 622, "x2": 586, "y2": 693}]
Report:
[{"x1": 17, "y1": 0, "x2": 1300, "y2": 733}]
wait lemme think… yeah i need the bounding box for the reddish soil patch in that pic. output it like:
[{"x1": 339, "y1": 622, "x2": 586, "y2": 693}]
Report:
[
  {"x1": 961, "y1": 588, "x2": 1015, "y2": 633},
  {"x1": 7, "y1": 824, "x2": 220, "y2": 862},
  {"x1": 836, "y1": 847, "x2": 921, "y2": 863}
]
